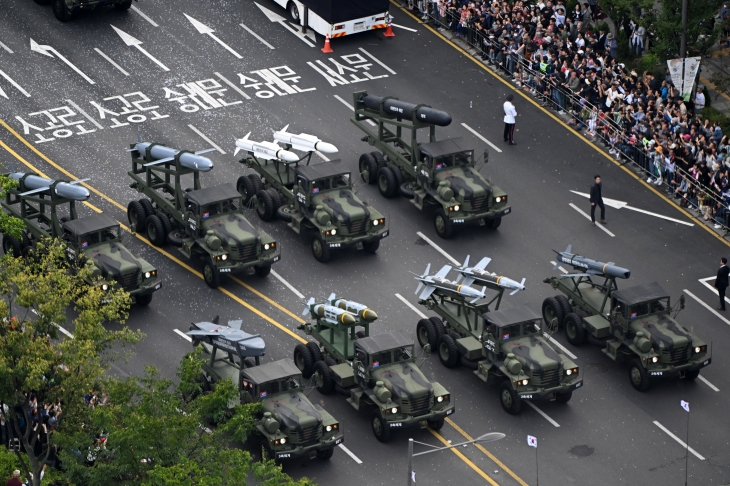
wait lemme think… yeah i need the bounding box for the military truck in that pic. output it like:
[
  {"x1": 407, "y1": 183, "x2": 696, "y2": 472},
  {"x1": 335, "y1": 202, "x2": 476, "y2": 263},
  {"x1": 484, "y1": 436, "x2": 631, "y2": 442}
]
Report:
[
  {"x1": 351, "y1": 91, "x2": 511, "y2": 238},
  {"x1": 1, "y1": 172, "x2": 160, "y2": 305},
  {"x1": 127, "y1": 141, "x2": 280, "y2": 288},
  {"x1": 188, "y1": 318, "x2": 343, "y2": 463},
  {"x1": 37, "y1": 0, "x2": 135, "y2": 23},
  {"x1": 416, "y1": 260, "x2": 581, "y2": 415},
  {"x1": 236, "y1": 131, "x2": 388, "y2": 263},
  {"x1": 543, "y1": 247, "x2": 711, "y2": 391},
  {"x1": 295, "y1": 294, "x2": 454, "y2": 442}
]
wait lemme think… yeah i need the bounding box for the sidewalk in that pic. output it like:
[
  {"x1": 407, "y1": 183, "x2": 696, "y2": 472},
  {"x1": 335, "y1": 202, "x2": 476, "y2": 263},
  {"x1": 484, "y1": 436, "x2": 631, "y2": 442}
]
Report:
[{"x1": 700, "y1": 45, "x2": 730, "y2": 113}]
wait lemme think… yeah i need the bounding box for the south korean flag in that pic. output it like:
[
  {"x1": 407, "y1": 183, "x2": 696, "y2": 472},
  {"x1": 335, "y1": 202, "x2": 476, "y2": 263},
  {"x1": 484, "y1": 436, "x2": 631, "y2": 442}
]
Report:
[{"x1": 527, "y1": 435, "x2": 537, "y2": 448}]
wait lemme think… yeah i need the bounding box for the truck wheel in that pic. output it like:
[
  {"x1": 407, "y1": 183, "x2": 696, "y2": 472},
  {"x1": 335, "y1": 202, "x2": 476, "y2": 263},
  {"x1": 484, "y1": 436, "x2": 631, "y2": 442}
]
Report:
[
  {"x1": 555, "y1": 390, "x2": 573, "y2": 403},
  {"x1": 363, "y1": 240, "x2": 380, "y2": 253},
  {"x1": 127, "y1": 200, "x2": 147, "y2": 233},
  {"x1": 416, "y1": 318, "x2": 437, "y2": 349},
  {"x1": 248, "y1": 174, "x2": 264, "y2": 193},
  {"x1": 499, "y1": 380, "x2": 522, "y2": 415},
  {"x1": 487, "y1": 217, "x2": 502, "y2": 229},
  {"x1": 145, "y1": 215, "x2": 166, "y2": 247},
  {"x1": 139, "y1": 198, "x2": 155, "y2": 218},
  {"x1": 371, "y1": 410, "x2": 392, "y2": 443},
  {"x1": 399, "y1": 182, "x2": 416, "y2": 199},
  {"x1": 254, "y1": 264, "x2": 271, "y2": 277},
  {"x1": 52, "y1": 0, "x2": 72, "y2": 21},
  {"x1": 390, "y1": 166, "x2": 405, "y2": 188},
  {"x1": 2, "y1": 234, "x2": 22, "y2": 258},
  {"x1": 293, "y1": 343, "x2": 315, "y2": 378},
  {"x1": 564, "y1": 313, "x2": 586, "y2": 346},
  {"x1": 359, "y1": 153, "x2": 378, "y2": 184},
  {"x1": 437, "y1": 334, "x2": 460, "y2": 368},
  {"x1": 203, "y1": 257, "x2": 221, "y2": 289},
  {"x1": 255, "y1": 190, "x2": 276, "y2": 222},
  {"x1": 629, "y1": 358, "x2": 652, "y2": 392},
  {"x1": 311, "y1": 235, "x2": 332, "y2": 263},
  {"x1": 306, "y1": 342, "x2": 323, "y2": 363},
  {"x1": 156, "y1": 213, "x2": 172, "y2": 238},
  {"x1": 115, "y1": 0, "x2": 133, "y2": 9},
  {"x1": 167, "y1": 229, "x2": 185, "y2": 247},
  {"x1": 135, "y1": 294, "x2": 153, "y2": 306},
  {"x1": 460, "y1": 355, "x2": 480, "y2": 369},
  {"x1": 370, "y1": 151, "x2": 387, "y2": 169},
  {"x1": 434, "y1": 208, "x2": 454, "y2": 239},
  {"x1": 542, "y1": 297, "x2": 565, "y2": 331},
  {"x1": 429, "y1": 316, "x2": 446, "y2": 338},
  {"x1": 317, "y1": 448, "x2": 334, "y2": 460},
  {"x1": 237, "y1": 176, "x2": 256, "y2": 205},
  {"x1": 276, "y1": 205, "x2": 295, "y2": 222},
  {"x1": 313, "y1": 361, "x2": 335, "y2": 395},
  {"x1": 266, "y1": 188, "x2": 282, "y2": 212},
  {"x1": 287, "y1": 1, "x2": 300, "y2": 21},
  {"x1": 377, "y1": 167, "x2": 398, "y2": 198},
  {"x1": 684, "y1": 369, "x2": 700, "y2": 380},
  {"x1": 555, "y1": 295, "x2": 572, "y2": 318},
  {"x1": 427, "y1": 418, "x2": 445, "y2": 431}
]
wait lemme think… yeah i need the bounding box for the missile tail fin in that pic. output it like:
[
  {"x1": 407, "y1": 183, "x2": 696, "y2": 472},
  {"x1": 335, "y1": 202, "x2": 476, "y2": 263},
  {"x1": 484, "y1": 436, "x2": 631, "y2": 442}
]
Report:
[
  {"x1": 462, "y1": 255, "x2": 470, "y2": 268},
  {"x1": 416, "y1": 282, "x2": 423, "y2": 295},
  {"x1": 462, "y1": 277, "x2": 475, "y2": 287},
  {"x1": 520, "y1": 277, "x2": 526, "y2": 287},
  {"x1": 434, "y1": 265, "x2": 452, "y2": 279},
  {"x1": 425, "y1": 263, "x2": 431, "y2": 276},
  {"x1": 244, "y1": 132, "x2": 251, "y2": 140},
  {"x1": 475, "y1": 257, "x2": 491, "y2": 270},
  {"x1": 212, "y1": 315, "x2": 220, "y2": 325},
  {"x1": 565, "y1": 244, "x2": 572, "y2": 254},
  {"x1": 280, "y1": 124, "x2": 289, "y2": 133},
  {"x1": 227, "y1": 319, "x2": 243, "y2": 330},
  {"x1": 302, "y1": 297, "x2": 315, "y2": 316},
  {"x1": 234, "y1": 147, "x2": 240, "y2": 156},
  {"x1": 136, "y1": 132, "x2": 142, "y2": 143},
  {"x1": 419, "y1": 285, "x2": 435, "y2": 301},
  {"x1": 454, "y1": 274, "x2": 462, "y2": 284},
  {"x1": 509, "y1": 289, "x2": 519, "y2": 296},
  {"x1": 327, "y1": 292, "x2": 336, "y2": 302}
]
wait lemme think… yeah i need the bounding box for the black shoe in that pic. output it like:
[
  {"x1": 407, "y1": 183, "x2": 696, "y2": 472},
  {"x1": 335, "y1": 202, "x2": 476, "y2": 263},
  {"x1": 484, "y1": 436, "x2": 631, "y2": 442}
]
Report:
[
  {"x1": 717, "y1": 307, "x2": 726, "y2": 311},
  {"x1": 509, "y1": 141, "x2": 517, "y2": 145}
]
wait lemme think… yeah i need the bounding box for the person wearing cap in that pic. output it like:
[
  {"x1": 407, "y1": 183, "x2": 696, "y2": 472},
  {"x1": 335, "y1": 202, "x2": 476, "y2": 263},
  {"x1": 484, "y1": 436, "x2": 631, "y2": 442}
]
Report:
[
  {"x1": 503, "y1": 94, "x2": 517, "y2": 145},
  {"x1": 590, "y1": 175, "x2": 606, "y2": 224}
]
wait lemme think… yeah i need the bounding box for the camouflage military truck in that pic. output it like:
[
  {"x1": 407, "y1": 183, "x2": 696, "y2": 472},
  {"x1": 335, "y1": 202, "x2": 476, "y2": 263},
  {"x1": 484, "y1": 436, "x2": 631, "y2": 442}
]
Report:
[
  {"x1": 544, "y1": 251, "x2": 711, "y2": 391},
  {"x1": 295, "y1": 294, "x2": 454, "y2": 442},
  {"x1": 351, "y1": 90, "x2": 511, "y2": 238},
  {"x1": 416, "y1": 266, "x2": 581, "y2": 415},
  {"x1": 37, "y1": 0, "x2": 136, "y2": 22},
  {"x1": 237, "y1": 136, "x2": 388, "y2": 263},
  {"x1": 1, "y1": 172, "x2": 160, "y2": 305},
  {"x1": 127, "y1": 141, "x2": 280, "y2": 288},
  {"x1": 188, "y1": 318, "x2": 343, "y2": 463}
]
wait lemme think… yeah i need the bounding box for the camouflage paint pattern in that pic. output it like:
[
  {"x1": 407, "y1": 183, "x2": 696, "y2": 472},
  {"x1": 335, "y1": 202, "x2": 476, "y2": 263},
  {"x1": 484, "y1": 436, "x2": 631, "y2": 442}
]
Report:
[
  {"x1": 312, "y1": 190, "x2": 383, "y2": 235},
  {"x1": 434, "y1": 166, "x2": 507, "y2": 213},
  {"x1": 632, "y1": 314, "x2": 691, "y2": 353},
  {"x1": 262, "y1": 390, "x2": 322, "y2": 442},
  {"x1": 85, "y1": 241, "x2": 143, "y2": 282},
  {"x1": 204, "y1": 212, "x2": 260, "y2": 252},
  {"x1": 502, "y1": 336, "x2": 562, "y2": 374},
  {"x1": 371, "y1": 362, "x2": 433, "y2": 405}
]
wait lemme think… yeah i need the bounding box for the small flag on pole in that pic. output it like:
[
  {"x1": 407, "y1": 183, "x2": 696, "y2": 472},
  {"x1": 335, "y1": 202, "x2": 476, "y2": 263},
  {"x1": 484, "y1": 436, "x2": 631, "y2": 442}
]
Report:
[
  {"x1": 411, "y1": 471, "x2": 416, "y2": 483},
  {"x1": 680, "y1": 400, "x2": 689, "y2": 412},
  {"x1": 527, "y1": 435, "x2": 537, "y2": 448}
]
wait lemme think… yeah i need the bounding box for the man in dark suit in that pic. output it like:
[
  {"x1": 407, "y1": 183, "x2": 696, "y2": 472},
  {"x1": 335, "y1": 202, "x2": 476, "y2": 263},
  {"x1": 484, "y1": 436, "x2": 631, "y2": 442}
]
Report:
[
  {"x1": 590, "y1": 175, "x2": 606, "y2": 225},
  {"x1": 715, "y1": 257, "x2": 729, "y2": 311}
]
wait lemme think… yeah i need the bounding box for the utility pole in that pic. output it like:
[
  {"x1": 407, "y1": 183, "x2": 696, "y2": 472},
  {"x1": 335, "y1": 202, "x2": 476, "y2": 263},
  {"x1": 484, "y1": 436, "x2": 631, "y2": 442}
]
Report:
[{"x1": 680, "y1": 0, "x2": 688, "y2": 58}]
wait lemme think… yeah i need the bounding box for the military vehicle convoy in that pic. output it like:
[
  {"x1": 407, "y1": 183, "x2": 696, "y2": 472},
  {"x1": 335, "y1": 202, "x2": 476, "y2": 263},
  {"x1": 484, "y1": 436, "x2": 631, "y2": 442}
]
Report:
[
  {"x1": 37, "y1": 0, "x2": 135, "y2": 22},
  {"x1": 351, "y1": 91, "x2": 511, "y2": 238},
  {"x1": 415, "y1": 257, "x2": 581, "y2": 414},
  {"x1": 295, "y1": 294, "x2": 454, "y2": 442},
  {"x1": 188, "y1": 318, "x2": 343, "y2": 463},
  {"x1": 126, "y1": 140, "x2": 280, "y2": 288},
  {"x1": 235, "y1": 127, "x2": 388, "y2": 263},
  {"x1": 1, "y1": 172, "x2": 160, "y2": 305},
  {"x1": 543, "y1": 246, "x2": 711, "y2": 391}
]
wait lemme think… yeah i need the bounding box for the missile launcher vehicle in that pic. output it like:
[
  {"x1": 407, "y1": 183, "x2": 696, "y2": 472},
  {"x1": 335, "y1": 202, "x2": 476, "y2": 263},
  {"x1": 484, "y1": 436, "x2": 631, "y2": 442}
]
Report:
[
  {"x1": 1, "y1": 172, "x2": 160, "y2": 305},
  {"x1": 351, "y1": 91, "x2": 511, "y2": 238},
  {"x1": 295, "y1": 294, "x2": 454, "y2": 442},
  {"x1": 415, "y1": 257, "x2": 581, "y2": 415},
  {"x1": 544, "y1": 246, "x2": 711, "y2": 391},
  {"x1": 236, "y1": 128, "x2": 388, "y2": 263},
  {"x1": 188, "y1": 318, "x2": 343, "y2": 464},
  {"x1": 127, "y1": 140, "x2": 280, "y2": 288}
]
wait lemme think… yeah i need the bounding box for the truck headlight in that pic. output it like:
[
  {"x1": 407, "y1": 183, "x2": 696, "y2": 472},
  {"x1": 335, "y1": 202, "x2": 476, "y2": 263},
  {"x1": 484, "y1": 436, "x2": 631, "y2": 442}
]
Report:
[
  {"x1": 372, "y1": 218, "x2": 385, "y2": 227},
  {"x1": 436, "y1": 394, "x2": 449, "y2": 403},
  {"x1": 372, "y1": 219, "x2": 379, "y2": 226},
  {"x1": 652, "y1": 356, "x2": 658, "y2": 363},
  {"x1": 100, "y1": 284, "x2": 109, "y2": 291},
  {"x1": 217, "y1": 254, "x2": 228, "y2": 261},
  {"x1": 145, "y1": 271, "x2": 151, "y2": 278},
  {"x1": 695, "y1": 346, "x2": 700, "y2": 353},
  {"x1": 522, "y1": 379, "x2": 529, "y2": 386},
  {"x1": 566, "y1": 367, "x2": 578, "y2": 376},
  {"x1": 566, "y1": 369, "x2": 572, "y2": 376},
  {"x1": 326, "y1": 229, "x2": 337, "y2": 236},
  {"x1": 448, "y1": 205, "x2": 460, "y2": 212},
  {"x1": 390, "y1": 407, "x2": 398, "y2": 414},
  {"x1": 495, "y1": 196, "x2": 502, "y2": 203}
]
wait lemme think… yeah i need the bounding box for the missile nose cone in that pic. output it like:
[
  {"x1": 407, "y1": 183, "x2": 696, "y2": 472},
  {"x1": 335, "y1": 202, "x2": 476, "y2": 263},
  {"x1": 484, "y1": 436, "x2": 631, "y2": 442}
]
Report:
[
  {"x1": 341, "y1": 313, "x2": 357, "y2": 325},
  {"x1": 279, "y1": 150, "x2": 299, "y2": 163},
  {"x1": 361, "y1": 309, "x2": 378, "y2": 321},
  {"x1": 316, "y1": 142, "x2": 338, "y2": 154}
]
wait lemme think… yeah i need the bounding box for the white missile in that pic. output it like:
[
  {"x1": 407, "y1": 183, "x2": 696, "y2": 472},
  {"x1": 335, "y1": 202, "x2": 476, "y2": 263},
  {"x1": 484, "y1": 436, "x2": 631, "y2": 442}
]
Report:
[
  {"x1": 302, "y1": 297, "x2": 357, "y2": 325},
  {"x1": 273, "y1": 125, "x2": 338, "y2": 154},
  {"x1": 455, "y1": 255, "x2": 526, "y2": 296},
  {"x1": 9, "y1": 173, "x2": 90, "y2": 201},
  {"x1": 234, "y1": 133, "x2": 299, "y2": 162},
  {"x1": 328, "y1": 293, "x2": 378, "y2": 320},
  {"x1": 412, "y1": 264, "x2": 487, "y2": 303}
]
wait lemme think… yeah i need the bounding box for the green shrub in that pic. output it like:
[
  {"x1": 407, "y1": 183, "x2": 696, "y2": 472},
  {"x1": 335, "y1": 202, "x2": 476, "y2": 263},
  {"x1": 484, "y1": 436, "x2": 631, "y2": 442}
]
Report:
[{"x1": 700, "y1": 106, "x2": 730, "y2": 133}]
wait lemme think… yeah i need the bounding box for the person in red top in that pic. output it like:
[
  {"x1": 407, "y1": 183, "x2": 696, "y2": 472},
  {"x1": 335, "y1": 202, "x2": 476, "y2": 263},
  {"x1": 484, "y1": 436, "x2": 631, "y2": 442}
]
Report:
[{"x1": 6, "y1": 470, "x2": 22, "y2": 486}]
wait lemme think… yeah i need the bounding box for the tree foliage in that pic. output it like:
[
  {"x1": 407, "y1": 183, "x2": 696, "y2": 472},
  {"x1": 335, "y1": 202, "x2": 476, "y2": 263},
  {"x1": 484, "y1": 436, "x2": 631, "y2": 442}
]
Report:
[
  {"x1": 647, "y1": 0, "x2": 723, "y2": 60},
  {"x1": 0, "y1": 175, "x2": 25, "y2": 239}
]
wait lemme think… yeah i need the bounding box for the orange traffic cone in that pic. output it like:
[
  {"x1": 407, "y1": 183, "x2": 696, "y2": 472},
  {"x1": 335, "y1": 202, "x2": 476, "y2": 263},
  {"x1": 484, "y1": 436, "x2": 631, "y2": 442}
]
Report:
[
  {"x1": 321, "y1": 33, "x2": 334, "y2": 53},
  {"x1": 384, "y1": 17, "x2": 395, "y2": 37}
]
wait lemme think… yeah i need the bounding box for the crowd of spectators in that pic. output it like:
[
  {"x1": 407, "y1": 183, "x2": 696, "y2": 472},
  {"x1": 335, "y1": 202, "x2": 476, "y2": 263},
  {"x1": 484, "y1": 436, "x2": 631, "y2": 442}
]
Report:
[{"x1": 411, "y1": 0, "x2": 730, "y2": 230}]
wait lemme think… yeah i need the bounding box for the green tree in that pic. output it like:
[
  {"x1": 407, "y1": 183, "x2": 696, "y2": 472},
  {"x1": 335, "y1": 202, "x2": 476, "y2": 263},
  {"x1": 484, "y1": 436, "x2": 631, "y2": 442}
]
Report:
[
  {"x1": 597, "y1": 0, "x2": 654, "y2": 34},
  {"x1": 0, "y1": 239, "x2": 140, "y2": 486},
  {"x1": 0, "y1": 175, "x2": 25, "y2": 239},
  {"x1": 648, "y1": 0, "x2": 723, "y2": 60}
]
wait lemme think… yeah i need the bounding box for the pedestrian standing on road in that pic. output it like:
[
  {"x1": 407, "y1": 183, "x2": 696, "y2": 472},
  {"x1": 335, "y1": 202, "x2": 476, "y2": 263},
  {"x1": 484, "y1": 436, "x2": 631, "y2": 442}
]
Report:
[
  {"x1": 715, "y1": 257, "x2": 729, "y2": 311},
  {"x1": 503, "y1": 94, "x2": 517, "y2": 145},
  {"x1": 590, "y1": 175, "x2": 606, "y2": 225}
]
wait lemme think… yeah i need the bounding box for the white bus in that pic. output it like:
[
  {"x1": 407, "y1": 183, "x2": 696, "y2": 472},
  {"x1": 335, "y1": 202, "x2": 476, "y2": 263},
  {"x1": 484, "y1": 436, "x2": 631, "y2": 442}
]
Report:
[{"x1": 273, "y1": 0, "x2": 390, "y2": 39}]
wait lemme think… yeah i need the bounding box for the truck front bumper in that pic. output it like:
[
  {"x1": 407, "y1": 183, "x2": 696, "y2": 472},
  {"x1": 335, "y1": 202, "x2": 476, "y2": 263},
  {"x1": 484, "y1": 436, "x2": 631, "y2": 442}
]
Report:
[
  {"x1": 517, "y1": 378, "x2": 583, "y2": 401},
  {"x1": 645, "y1": 356, "x2": 712, "y2": 378},
  {"x1": 128, "y1": 279, "x2": 162, "y2": 300},
  {"x1": 273, "y1": 433, "x2": 344, "y2": 461},
  {"x1": 324, "y1": 226, "x2": 389, "y2": 249},
  {"x1": 386, "y1": 402, "x2": 455, "y2": 430},
  {"x1": 449, "y1": 205, "x2": 511, "y2": 225},
  {"x1": 215, "y1": 247, "x2": 281, "y2": 274}
]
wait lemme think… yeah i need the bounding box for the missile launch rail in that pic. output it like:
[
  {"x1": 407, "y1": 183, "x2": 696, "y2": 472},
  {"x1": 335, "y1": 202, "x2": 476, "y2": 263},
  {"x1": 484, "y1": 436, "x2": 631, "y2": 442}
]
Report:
[
  {"x1": 295, "y1": 294, "x2": 454, "y2": 442},
  {"x1": 127, "y1": 142, "x2": 280, "y2": 288},
  {"x1": 544, "y1": 248, "x2": 711, "y2": 391},
  {"x1": 1, "y1": 172, "x2": 160, "y2": 305},
  {"x1": 350, "y1": 90, "x2": 511, "y2": 239}
]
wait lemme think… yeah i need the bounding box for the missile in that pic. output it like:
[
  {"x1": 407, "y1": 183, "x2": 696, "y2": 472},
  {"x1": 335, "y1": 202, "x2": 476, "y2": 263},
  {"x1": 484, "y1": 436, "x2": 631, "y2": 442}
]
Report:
[
  {"x1": 359, "y1": 94, "x2": 452, "y2": 127},
  {"x1": 187, "y1": 319, "x2": 266, "y2": 357},
  {"x1": 273, "y1": 125, "x2": 338, "y2": 154},
  {"x1": 131, "y1": 142, "x2": 215, "y2": 172},
  {"x1": 234, "y1": 133, "x2": 299, "y2": 162},
  {"x1": 8, "y1": 173, "x2": 90, "y2": 201},
  {"x1": 328, "y1": 293, "x2": 378, "y2": 321},
  {"x1": 455, "y1": 255, "x2": 526, "y2": 296},
  {"x1": 303, "y1": 297, "x2": 357, "y2": 325},
  {"x1": 553, "y1": 245, "x2": 630, "y2": 279},
  {"x1": 412, "y1": 263, "x2": 487, "y2": 303}
]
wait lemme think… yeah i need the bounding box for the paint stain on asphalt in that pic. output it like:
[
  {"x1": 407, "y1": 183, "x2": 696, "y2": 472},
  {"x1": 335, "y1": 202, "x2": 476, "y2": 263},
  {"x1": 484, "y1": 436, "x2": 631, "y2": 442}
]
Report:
[{"x1": 569, "y1": 445, "x2": 595, "y2": 457}]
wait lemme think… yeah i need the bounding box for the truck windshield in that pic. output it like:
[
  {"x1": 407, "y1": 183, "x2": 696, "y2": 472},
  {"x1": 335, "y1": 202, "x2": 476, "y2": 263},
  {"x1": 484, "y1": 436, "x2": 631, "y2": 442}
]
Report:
[
  {"x1": 628, "y1": 298, "x2": 669, "y2": 319},
  {"x1": 311, "y1": 178, "x2": 331, "y2": 193},
  {"x1": 332, "y1": 174, "x2": 351, "y2": 188},
  {"x1": 257, "y1": 381, "x2": 280, "y2": 399},
  {"x1": 100, "y1": 226, "x2": 120, "y2": 242},
  {"x1": 282, "y1": 376, "x2": 301, "y2": 391},
  {"x1": 392, "y1": 345, "x2": 413, "y2": 363},
  {"x1": 433, "y1": 151, "x2": 472, "y2": 170},
  {"x1": 371, "y1": 351, "x2": 393, "y2": 368}
]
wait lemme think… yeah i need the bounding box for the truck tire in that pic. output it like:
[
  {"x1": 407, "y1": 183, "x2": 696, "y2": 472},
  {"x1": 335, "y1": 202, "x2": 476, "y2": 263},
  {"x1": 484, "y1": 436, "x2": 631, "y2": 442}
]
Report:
[
  {"x1": 287, "y1": 1, "x2": 300, "y2": 21},
  {"x1": 248, "y1": 174, "x2": 264, "y2": 194},
  {"x1": 684, "y1": 369, "x2": 700, "y2": 381},
  {"x1": 311, "y1": 234, "x2": 332, "y2": 263},
  {"x1": 237, "y1": 176, "x2": 256, "y2": 205},
  {"x1": 429, "y1": 316, "x2": 446, "y2": 338},
  {"x1": 135, "y1": 294, "x2": 153, "y2": 306},
  {"x1": 362, "y1": 240, "x2": 380, "y2": 253},
  {"x1": 629, "y1": 358, "x2": 652, "y2": 392},
  {"x1": 203, "y1": 257, "x2": 221, "y2": 289},
  {"x1": 355, "y1": 330, "x2": 366, "y2": 339},
  {"x1": 276, "y1": 205, "x2": 295, "y2": 222},
  {"x1": 399, "y1": 182, "x2": 415, "y2": 199},
  {"x1": 139, "y1": 198, "x2": 155, "y2": 218},
  {"x1": 416, "y1": 318, "x2": 437, "y2": 349},
  {"x1": 167, "y1": 229, "x2": 185, "y2": 247},
  {"x1": 127, "y1": 200, "x2": 147, "y2": 233},
  {"x1": 52, "y1": 0, "x2": 72, "y2": 21},
  {"x1": 437, "y1": 334, "x2": 460, "y2": 368},
  {"x1": 156, "y1": 213, "x2": 172, "y2": 239},
  {"x1": 564, "y1": 313, "x2": 586, "y2": 346},
  {"x1": 377, "y1": 167, "x2": 398, "y2": 198},
  {"x1": 266, "y1": 188, "x2": 282, "y2": 213},
  {"x1": 145, "y1": 215, "x2": 166, "y2": 247},
  {"x1": 555, "y1": 295, "x2": 572, "y2": 318},
  {"x1": 542, "y1": 297, "x2": 565, "y2": 331},
  {"x1": 293, "y1": 343, "x2": 315, "y2": 378},
  {"x1": 359, "y1": 153, "x2": 378, "y2": 184},
  {"x1": 555, "y1": 390, "x2": 573, "y2": 403},
  {"x1": 317, "y1": 448, "x2": 334, "y2": 460},
  {"x1": 434, "y1": 208, "x2": 454, "y2": 239},
  {"x1": 371, "y1": 410, "x2": 392, "y2": 443},
  {"x1": 2, "y1": 234, "x2": 22, "y2": 258},
  {"x1": 460, "y1": 355, "x2": 480, "y2": 369},
  {"x1": 370, "y1": 151, "x2": 387, "y2": 169},
  {"x1": 243, "y1": 358, "x2": 257, "y2": 368},
  {"x1": 313, "y1": 361, "x2": 334, "y2": 395},
  {"x1": 427, "y1": 418, "x2": 445, "y2": 431},
  {"x1": 255, "y1": 190, "x2": 276, "y2": 222},
  {"x1": 499, "y1": 380, "x2": 522, "y2": 415},
  {"x1": 254, "y1": 264, "x2": 271, "y2": 277},
  {"x1": 487, "y1": 217, "x2": 502, "y2": 229},
  {"x1": 115, "y1": 0, "x2": 133, "y2": 9},
  {"x1": 306, "y1": 342, "x2": 323, "y2": 363},
  {"x1": 390, "y1": 166, "x2": 404, "y2": 188}
]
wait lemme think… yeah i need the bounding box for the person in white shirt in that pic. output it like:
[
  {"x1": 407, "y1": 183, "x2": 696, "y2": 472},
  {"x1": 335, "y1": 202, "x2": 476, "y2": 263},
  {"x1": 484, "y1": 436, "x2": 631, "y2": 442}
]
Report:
[
  {"x1": 694, "y1": 87, "x2": 706, "y2": 111},
  {"x1": 503, "y1": 94, "x2": 517, "y2": 145}
]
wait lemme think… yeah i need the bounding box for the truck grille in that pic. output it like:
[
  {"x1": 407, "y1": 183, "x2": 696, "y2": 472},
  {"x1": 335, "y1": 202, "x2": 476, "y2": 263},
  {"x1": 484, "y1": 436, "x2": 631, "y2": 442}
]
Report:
[
  {"x1": 288, "y1": 424, "x2": 322, "y2": 444},
  {"x1": 402, "y1": 393, "x2": 431, "y2": 416},
  {"x1": 346, "y1": 217, "x2": 367, "y2": 235},
  {"x1": 119, "y1": 270, "x2": 140, "y2": 291},
  {"x1": 469, "y1": 195, "x2": 487, "y2": 211},
  {"x1": 661, "y1": 345, "x2": 690, "y2": 365},
  {"x1": 535, "y1": 367, "x2": 560, "y2": 387},
  {"x1": 228, "y1": 243, "x2": 257, "y2": 260}
]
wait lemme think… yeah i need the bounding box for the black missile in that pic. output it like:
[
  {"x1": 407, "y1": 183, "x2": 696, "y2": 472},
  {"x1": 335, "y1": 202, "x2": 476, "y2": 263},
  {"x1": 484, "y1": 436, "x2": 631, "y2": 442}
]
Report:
[{"x1": 360, "y1": 94, "x2": 452, "y2": 126}]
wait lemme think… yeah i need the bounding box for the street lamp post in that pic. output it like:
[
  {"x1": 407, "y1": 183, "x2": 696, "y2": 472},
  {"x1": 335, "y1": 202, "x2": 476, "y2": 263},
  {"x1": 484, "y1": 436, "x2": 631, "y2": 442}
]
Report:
[{"x1": 407, "y1": 432, "x2": 506, "y2": 485}]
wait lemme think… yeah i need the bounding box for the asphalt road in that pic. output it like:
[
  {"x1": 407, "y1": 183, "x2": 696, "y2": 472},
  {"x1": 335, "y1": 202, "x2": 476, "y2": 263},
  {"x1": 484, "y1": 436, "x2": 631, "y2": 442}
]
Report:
[{"x1": 1, "y1": 1, "x2": 730, "y2": 484}]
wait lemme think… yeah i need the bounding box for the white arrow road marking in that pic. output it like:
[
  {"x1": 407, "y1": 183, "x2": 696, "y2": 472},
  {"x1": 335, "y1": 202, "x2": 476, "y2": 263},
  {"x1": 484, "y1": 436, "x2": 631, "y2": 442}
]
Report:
[
  {"x1": 333, "y1": 94, "x2": 376, "y2": 126},
  {"x1": 461, "y1": 123, "x2": 503, "y2": 153},
  {"x1": 94, "y1": 48, "x2": 129, "y2": 76},
  {"x1": 187, "y1": 125, "x2": 225, "y2": 154},
  {"x1": 0, "y1": 41, "x2": 13, "y2": 53},
  {"x1": 569, "y1": 203, "x2": 615, "y2": 237},
  {"x1": 131, "y1": 5, "x2": 159, "y2": 27},
  {"x1": 524, "y1": 401, "x2": 560, "y2": 427},
  {"x1": 30, "y1": 38, "x2": 95, "y2": 84},
  {"x1": 110, "y1": 25, "x2": 169, "y2": 71},
  {"x1": 66, "y1": 100, "x2": 103, "y2": 129},
  {"x1": 653, "y1": 421, "x2": 704, "y2": 460},
  {"x1": 254, "y1": 2, "x2": 315, "y2": 47},
  {"x1": 391, "y1": 23, "x2": 418, "y2": 32},
  {"x1": 184, "y1": 14, "x2": 243, "y2": 59},
  {"x1": 358, "y1": 48, "x2": 396, "y2": 74},
  {"x1": 240, "y1": 23, "x2": 275, "y2": 50},
  {"x1": 213, "y1": 72, "x2": 251, "y2": 100},
  {"x1": 683, "y1": 289, "x2": 730, "y2": 326},
  {"x1": 0, "y1": 69, "x2": 30, "y2": 98},
  {"x1": 270, "y1": 270, "x2": 305, "y2": 299},
  {"x1": 395, "y1": 293, "x2": 428, "y2": 319},
  {"x1": 338, "y1": 444, "x2": 363, "y2": 464},
  {"x1": 569, "y1": 190, "x2": 694, "y2": 226},
  {"x1": 174, "y1": 328, "x2": 192, "y2": 342},
  {"x1": 699, "y1": 276, "x2": 730, "y2": 305},
  {"x1": 415, "y1": 231, "x2": 461, "y2": 266}
]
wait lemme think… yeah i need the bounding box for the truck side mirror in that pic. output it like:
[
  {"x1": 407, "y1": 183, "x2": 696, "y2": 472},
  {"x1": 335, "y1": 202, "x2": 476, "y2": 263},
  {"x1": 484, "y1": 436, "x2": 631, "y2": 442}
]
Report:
[
  {"x1": 483, "y1": 149, "x2": 489, "y2": 164},
  {"x1": 679, "y1": 295, "x2": 685, "y2": 310}
]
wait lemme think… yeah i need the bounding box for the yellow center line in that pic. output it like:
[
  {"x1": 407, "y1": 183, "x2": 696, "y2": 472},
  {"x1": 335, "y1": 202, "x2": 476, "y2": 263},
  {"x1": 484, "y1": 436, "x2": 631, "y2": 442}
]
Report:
[
  {"x1": 427, "y1": 428, "x2": 500, "y2": 486},
  {"x1": 230, "y1": 275, "x2": 306, "y2": 324}
]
